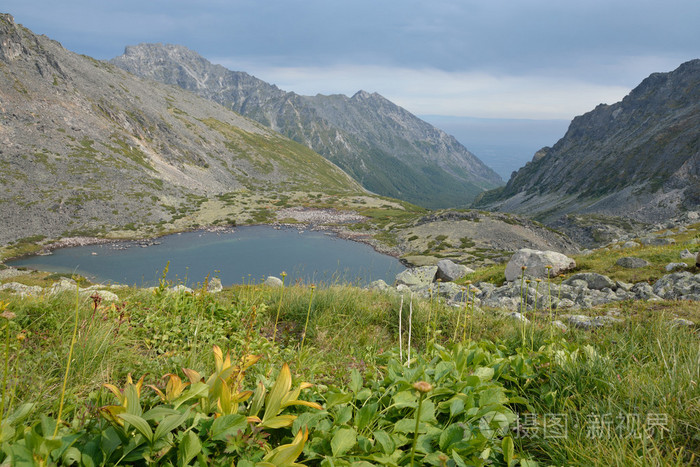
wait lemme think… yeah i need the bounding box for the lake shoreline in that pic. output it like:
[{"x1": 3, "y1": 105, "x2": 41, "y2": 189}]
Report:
[{"x1": 3, "y1": 207, "x2": 407, "y2": 265}]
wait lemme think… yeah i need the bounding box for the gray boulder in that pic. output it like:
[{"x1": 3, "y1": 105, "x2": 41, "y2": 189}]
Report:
[
  {"x1": 679, "y1": 249, "x2": 695, "y2": 259},
  {"x1": 207, "y1": 277, "x2": 223, "y2": 293},
  {"x1": 641, "y1": 237, "x2": 675, "y2": 246},
  {"x1": 264, "y1": 276, "x2": 284, "y2": 287},
  {"x1": 0, "y1": 282, "x2": 42, "y2": 297},
  {"x1": 665, "y1": 262, "x2": 687, "y2": 272},
  {"x1": 435, "y1": 259, "x2": 472, "y2": 282},
  {"x1": 367, "y1": 279, "x2": 390, "y2": 291},
  {"x1": 504, "y1": 249, "x2": 576, "y2": 282},
  {"x1": 564, "y1": 273, "x2": 615, "y2": 291},
  {"x1": 395, "y1": 266, "x2": 438, "y2": 287},
  {"x1": 616, "y1": 257, "x2": 650, "y2": 269},
  {"x1": 622, "y1": 241, "x2": 640, "y2": 248}
]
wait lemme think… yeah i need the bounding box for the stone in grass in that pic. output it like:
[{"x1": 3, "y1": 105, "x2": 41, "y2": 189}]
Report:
[
  {"x1": 394, "y1": 266, "x2": 438, "y2": 287},
  {"x1": 616, "y1": 257, "x2": 650, "y2": 269},
  {"x1": 367, "y1": 279, "x2": 390, "y2": 291},
  {"x1": 435, "y1": 259, "x2": 473, "y2": 282},
  {"x1": 622, "y1": 241, "x2": 640, "y2": 248},
  {"x1": 207, "y1": 277, "x2": 223, "y2": 293},
  {"x1": 671, "y1": 318, "x2": 695, "y2": 327},
  {"x1": 679, "y1": 249, "x2": 695, "y2": 259},
  {"x1": 564, "y1": 272, "x2": 615, "y2": 291},
  {"x1": 567, "y1": 314, "x2": 623, "y2": 330},
  {"x1": 265, "y1": 276, "x2": 284, "y2": 287},
  {"x1": 665, "y1": 262, "x2": 687, "y2": 272},
  {"x1": 504, "y1": 249, "x2": 576, "y2": 282}
]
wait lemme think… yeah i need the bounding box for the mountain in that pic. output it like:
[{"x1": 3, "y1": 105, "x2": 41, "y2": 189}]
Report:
[
  {"x1": 0, "y1": 14, "x2": 363, "y2": 245},
  {"x1": 474, "y1": 59, "x2": 700, "y2": 224},
  {"x1": 111, "y1": 43, "x2": 503, "y2": 209}
]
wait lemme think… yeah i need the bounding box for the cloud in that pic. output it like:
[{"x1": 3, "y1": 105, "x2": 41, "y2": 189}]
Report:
[{"x1": 210, "y1": 60, "x2": 634, "y2": 119}]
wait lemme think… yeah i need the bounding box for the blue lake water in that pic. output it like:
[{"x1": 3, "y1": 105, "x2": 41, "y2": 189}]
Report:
[{"x1": 8, "y1": 226, "x2": 405, "y2": 287}]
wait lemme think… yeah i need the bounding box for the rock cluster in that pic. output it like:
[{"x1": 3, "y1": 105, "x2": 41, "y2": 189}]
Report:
[{"x1": 365, "y1": 248, "x2": 698, "y2": 330}]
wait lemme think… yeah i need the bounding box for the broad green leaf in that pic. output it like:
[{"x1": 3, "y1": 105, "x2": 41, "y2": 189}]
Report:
[
  {"x1": 392, "y1": 390, "x2": 417, "y2": 409},
  {"x1": 326, "y1": 392, "x2": 353, "y2": 409},
  {"x1": 5, "y1": 403, "x2": 34, "y2": 426},
  {"x1": 263, "y1": 363, "x2": 292, "y2": 423},
  {"x1": 349, "y1": 369, "x2": 362, "y2": 394},
  {"x1": 334, "y1": 405, "x2": 353, "y2": 425},
  {"x1": 450, "y1": 397, "x2": 465, "y2": 417},
  {"x1": 355, "y1": 403, "x2": 378, "y2": 432},
  {"x1": 452, "y1": 450, "x2": 468, "y2": 467},
  {"x1": 62, "y1": 446, "x2": 82, "y2": 465},
  {"x1": 153, "y1": 410, "x2": 189, "y2": 442},
  {"x1": 264, "y1": 427, "x2": 308, "y2": 465},
  {"x1": 372, "y1": 430, "x2": 395, "y2": 454},
  {"x1": 479, "y1": 387, "x2": 508, "y2": 406},
  {"x1": 119, "y1": 413, "x2": 153, "y2": 443},
  {"x1": 210, "y1": 414, "x2": 247, "y2": 441},
  {"x1": 439, "y1": 423, "x2": 465, "y2": 451},
  {"x1": 142, "y1": 407, "x2": 181, "y2": 421},
  {"x1": 520, "y1": 459, "x2": 540, "y2": 466},
  {"x1": 331, "y1": 427, "x2": 357, "y2": 457},
  {"x1": 179, "y1": 430, "x2": 202, "y2": 465},
  {"x1": 124, "y1": 384, "x2": 143, "y2": 416},
  {"x1": 473, "y1": 367, "x2": 494, "y2": 382},
  {"x1": 261, "y1": 414, "x2": 297, "y2": 429},
  {"x1": 502, "y1": 435, "x2": 514, "y2": 466}
]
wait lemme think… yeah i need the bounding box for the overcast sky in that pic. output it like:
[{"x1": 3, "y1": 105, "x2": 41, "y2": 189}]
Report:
[{"x1": 3, "y1": 1, "x2": 699, "y2": 119}]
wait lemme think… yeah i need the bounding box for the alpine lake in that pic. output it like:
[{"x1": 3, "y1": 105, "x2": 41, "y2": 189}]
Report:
[{"x1": 8, "y1": 226, "x2": 405, "y2": 287}]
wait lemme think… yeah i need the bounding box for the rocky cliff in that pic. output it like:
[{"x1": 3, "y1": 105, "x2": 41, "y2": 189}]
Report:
[
  {"x1": 0, "y1": 14, "x2": 363, "y2": 245},
  {"x1": 111, "y1": 43, "x2": 503, "y2": 209},
  {"x1": 474, "y1": 59, "x2": 700, "y2": 224}
]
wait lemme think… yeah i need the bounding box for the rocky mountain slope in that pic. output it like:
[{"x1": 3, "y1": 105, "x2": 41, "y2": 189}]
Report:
[
  {"x1": 111, "y1": 43, "x2": 503, "y2": 209},
  {"x1": 0, "y1": 14, "x2": 363, "y2": 245},
  {"x1": 474, "y1": 59, "x2": 700, "y2": 224}
]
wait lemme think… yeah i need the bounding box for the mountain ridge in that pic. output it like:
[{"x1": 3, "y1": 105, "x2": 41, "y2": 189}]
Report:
[
  {"x1": 111, "y1": 43, "x2": 502, "y2": 208},
  {"x1": 474, "y1": 59, "x2": 700, "y2": 224},
  {"x1": 0, "y1": 13, "x2": 363, "y2": 245}
]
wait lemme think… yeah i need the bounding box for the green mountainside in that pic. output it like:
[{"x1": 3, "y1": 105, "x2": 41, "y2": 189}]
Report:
[
  {"x1": 111, "y1": 44, "x2": 503, "y2": 209},
  {"x1": 0, "y1": 13, "x2": 364, "y2": 246},
  {"x1": 474, "y1": 59, "x2": 700, "y2": 225}
]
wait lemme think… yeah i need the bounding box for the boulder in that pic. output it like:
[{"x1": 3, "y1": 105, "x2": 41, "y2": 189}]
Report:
[
  {"x1": 679, "y1": 249, "x2": 695, "y2": 259},
  {"x1": 48, "y1": 278, "x2": 78, "y2": 295},
  {"x1": 616, "y1": 257, "x2": 650, "y2": 269},
  {"x1": 264, "y1": 276, "x2": 284, "y2": 287},
  {"x1": 435, "y1": 259, "x2": 472, "y2": 282},
  {"x1": 665, "y1": 262, "x2": 687, "y2": 272},
  {"x1": 207, "y1": 277, "x2": 223, "y2": 293},
  {"x1": 84, "y1": 290, "x2": 120, "y2": 302},
  {"x1": 367, "y1": 279, "x2": 390, "y2": 292},
  {"x1": 640, "y1": 237, "x2": 675, "y2": 246},
  {"x1": 395, "y1": 266, "x2": 438, "y2": 287},
  {"x1": 564, "y1": 273, "x2": 615, "y2": 291},
  {"x1": 168, "y1": 284, "x2": 193, "y2": 294},
  {"x1": 0, "y1": 282, "x2": 42, "y2": 297},
  {"x1": 622, "y1": 241, "x2": 640, "y2": 248},
  {"x1": 504, "y1": 249, "x2": 576, "y2": 282}
]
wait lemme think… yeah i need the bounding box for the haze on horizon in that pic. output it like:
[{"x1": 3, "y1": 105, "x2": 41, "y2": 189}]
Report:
[{"x1": 3, "y1": 0, "x2": 699, "y2": 176}]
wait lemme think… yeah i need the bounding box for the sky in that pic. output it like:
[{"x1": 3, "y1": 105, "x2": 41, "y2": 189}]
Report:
[{"x1": 4, "y1": 0, "x2": 698, "y2": 121}]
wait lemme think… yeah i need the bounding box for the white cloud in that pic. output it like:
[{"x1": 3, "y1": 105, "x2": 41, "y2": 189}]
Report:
[{"x1": 210, "y1": 59, "x2": 633, "y2": 120}]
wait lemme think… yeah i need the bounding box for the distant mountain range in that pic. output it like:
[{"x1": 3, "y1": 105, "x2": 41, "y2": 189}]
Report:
[
  {"x1": 0, "y1": 13, "x2": 363, "y2": 244},
  {"x1": 474, "y1": 59, "x2": 700, "y2": 224},
  {"x1": 111, "y1": 44, "x2": 502, "y2": 209}
]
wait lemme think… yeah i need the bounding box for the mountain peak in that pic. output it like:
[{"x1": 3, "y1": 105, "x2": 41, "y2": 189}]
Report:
[{"x1": 112, "y1": 43, "x2": 503, "y2": 208}]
